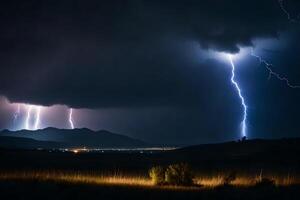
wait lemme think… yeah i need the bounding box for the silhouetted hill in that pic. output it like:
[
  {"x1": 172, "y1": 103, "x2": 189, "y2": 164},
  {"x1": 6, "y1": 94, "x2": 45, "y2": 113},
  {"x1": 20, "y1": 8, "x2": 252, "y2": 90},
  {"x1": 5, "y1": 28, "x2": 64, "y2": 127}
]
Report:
[
  {"x1": 0, "y1": 136, "x2": 64, "y2": 149},
  {"x1": 177, "y1": 138, "x2": 300, "y2": 160},
  {"x1": 0, "y1": 128, "x2": 147, "y2": 149}
]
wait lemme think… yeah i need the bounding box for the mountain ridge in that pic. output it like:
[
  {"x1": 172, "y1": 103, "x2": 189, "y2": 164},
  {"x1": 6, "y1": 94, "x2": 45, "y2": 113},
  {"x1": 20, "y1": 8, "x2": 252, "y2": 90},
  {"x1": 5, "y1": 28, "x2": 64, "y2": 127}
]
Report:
[{"x1": 0, "y1": 128, "x2": 148, "y2": 149}]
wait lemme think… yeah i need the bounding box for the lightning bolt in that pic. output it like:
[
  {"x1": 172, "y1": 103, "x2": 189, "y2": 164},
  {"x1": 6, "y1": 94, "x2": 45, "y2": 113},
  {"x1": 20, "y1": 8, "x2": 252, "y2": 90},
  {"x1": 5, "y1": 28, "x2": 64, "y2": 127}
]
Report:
[
  {"x1": 24, "y1": 105, "x2": 42, "y2": 130},
  {"x1": 25, "y1": 105, "x2": 33, "y2": 130},
  {"x1": 34, "y1": 106, "x2": 41, "y2": 130},
  {"x1": 69, "y1": 108, "x2": 74, "y2": 129},
  {"x1": 251, "y1": 49, "x2": 300, "y2": 88},
  {"x1": 228, "y1": 55, "x2": 247, "y2": 137},
  {"x1": 278, "y1": 0, "x2": 300, "y2": 23}
]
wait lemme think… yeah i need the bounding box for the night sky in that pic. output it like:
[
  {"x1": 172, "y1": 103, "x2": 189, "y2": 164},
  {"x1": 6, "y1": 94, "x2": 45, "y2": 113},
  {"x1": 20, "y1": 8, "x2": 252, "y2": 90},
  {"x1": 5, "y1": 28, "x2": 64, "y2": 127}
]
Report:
[{"x1": 0, "y1": 0, "x2": 300, "y2": 145}]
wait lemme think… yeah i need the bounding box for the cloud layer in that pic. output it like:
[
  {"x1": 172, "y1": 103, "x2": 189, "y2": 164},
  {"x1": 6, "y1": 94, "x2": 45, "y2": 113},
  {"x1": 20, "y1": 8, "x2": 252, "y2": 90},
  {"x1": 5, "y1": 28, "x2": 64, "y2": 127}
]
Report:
[{"x1": 0, "y1": 0, "x2": 290, "y2": 108}]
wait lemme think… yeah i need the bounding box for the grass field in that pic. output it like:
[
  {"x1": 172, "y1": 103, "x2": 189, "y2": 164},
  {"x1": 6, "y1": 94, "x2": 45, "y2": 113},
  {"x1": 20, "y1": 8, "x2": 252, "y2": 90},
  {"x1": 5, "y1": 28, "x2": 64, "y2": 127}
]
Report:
[
  {"x1": 0, "y1": 170, "x2": 300, "y2": 188},
  {"x1": 1, "y1": 141, "x2": 300, "y2": 200},
  {"x1": 0, "y1": 171, "x2": 152, "y2": 187},
  {"x1": 1, "y1": 172, "x2": 300, "y2": 200}
]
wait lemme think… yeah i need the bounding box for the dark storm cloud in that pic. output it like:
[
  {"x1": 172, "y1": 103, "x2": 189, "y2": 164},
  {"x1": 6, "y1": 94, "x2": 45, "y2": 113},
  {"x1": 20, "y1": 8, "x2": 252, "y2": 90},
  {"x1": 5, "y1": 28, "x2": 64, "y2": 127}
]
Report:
[{"x1": 0, "y1": 0, "x2": 290, "y2": 108}]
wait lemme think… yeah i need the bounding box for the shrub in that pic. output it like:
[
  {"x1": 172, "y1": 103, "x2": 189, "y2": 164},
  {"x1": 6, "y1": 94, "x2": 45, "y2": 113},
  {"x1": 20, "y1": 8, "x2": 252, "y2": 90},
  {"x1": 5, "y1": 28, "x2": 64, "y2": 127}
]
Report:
[
  {"x1": 149, "y1": 166, "x2": 166, "y2": 185},
  {"x1": 165, "y1": 163, "x2": 194, "y2": 186}
]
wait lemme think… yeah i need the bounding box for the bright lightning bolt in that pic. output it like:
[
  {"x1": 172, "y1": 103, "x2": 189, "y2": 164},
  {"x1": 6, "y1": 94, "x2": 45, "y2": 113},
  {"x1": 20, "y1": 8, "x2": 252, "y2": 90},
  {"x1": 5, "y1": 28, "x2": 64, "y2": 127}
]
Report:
[
  {"x1": 23, "y1": 105, "x2": 42, "y2": 130},
  {"x1": 69, "y1": 108, "x2": 74, "y2": 129},
  {"x1": 25, "y1": 105, "x2": 33, "y2": 130},
  {"x1": 228, "y1": 55, "x2": 247, "y2": 137},
  {"x1": 34, "y1": 106, "x2": 41, "y2": 130},
  {"x1": 251, "y1": 49, "x2": 300, "y2": 88}
]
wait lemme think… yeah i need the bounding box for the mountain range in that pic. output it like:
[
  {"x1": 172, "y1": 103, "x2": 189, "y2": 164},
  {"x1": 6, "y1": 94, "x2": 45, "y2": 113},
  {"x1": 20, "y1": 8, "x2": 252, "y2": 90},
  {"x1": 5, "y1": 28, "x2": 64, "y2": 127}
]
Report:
[{"x1": 0, "y1": 128, "x2": 147, "y2": 149}]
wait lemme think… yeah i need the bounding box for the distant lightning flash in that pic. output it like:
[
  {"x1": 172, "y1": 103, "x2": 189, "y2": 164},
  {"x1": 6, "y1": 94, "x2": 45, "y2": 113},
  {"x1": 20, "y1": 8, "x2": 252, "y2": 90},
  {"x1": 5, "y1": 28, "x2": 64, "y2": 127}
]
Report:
[
  {"x1": 25, "y1": 105, "x2": 33, "y2": 130},
  {"x1": 251, "y1": 49, "x2": 300, "y2": 88},
  {"x1": 23, "y1": 105, "x2": 42, "y2": 130},
  {"x1": 34, "y1": 106, "x2": 41, "y2": 130},
  {"x1": 13, "y1": 104, "x2": 21, "y2": 124},
  {"x1": 228, "y1": 55, "x2": 247, "y2": 137},
  {"x1": 69, "y1": 108, "x2": 74, "y2": 129}
]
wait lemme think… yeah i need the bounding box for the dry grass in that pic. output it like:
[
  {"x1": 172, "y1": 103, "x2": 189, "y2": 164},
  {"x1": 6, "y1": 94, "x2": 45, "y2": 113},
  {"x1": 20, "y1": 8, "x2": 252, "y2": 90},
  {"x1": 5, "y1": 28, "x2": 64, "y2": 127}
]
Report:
[
  {"x1": 0, "y1": 171, "x2": 203, "y2": 191},
  {"x1": 0, "y1": 171, "x2": 299, "y2": 189},
  {"x1": 195, "y1": 173, "x2": 300, "y2": 187},
  {"x1": 0, "y1": 171, "x2": 152, "y2": 187}
]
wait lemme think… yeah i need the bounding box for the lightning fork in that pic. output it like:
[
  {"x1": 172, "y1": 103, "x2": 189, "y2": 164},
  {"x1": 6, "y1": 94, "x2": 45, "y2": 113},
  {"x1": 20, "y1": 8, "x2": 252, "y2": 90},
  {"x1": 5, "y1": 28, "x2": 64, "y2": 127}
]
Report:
[
  {"x1": 278, "y1": 0, "x2": 300, "y2": 23},
  {"x1": 251, "y1": 49, "x2": 300, "y2": 88}
]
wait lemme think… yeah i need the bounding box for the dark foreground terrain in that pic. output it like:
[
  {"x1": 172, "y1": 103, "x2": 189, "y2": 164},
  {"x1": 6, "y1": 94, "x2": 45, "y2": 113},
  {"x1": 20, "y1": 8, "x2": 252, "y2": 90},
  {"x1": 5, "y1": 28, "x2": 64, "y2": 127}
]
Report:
[
  {"x1": 0, "y1": 179, "x2": 300, "y2": 200},
  {"x1": 1, "y1": 138, "x2": 300, "y2": 199}
]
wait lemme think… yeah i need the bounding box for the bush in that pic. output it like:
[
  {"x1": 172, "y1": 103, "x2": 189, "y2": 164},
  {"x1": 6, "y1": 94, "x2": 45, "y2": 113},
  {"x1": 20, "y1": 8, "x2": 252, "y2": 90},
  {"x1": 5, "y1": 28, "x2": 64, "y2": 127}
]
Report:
[
  {"x1": 165, "y1": 163, "x2": 194, "y2": 186},
  {"x1": 149, "y1": 163, "x2": 194, "y2": 186},
  {"x1": 149, "y1": 166, "x2": 166, "y2": 185}
]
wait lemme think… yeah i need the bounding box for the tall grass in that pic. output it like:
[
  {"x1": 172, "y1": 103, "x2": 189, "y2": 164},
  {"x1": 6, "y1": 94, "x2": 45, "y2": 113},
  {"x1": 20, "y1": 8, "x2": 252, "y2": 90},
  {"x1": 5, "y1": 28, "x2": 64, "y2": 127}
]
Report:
[
  {"x1": 0, "y1": 171, "x2": 152, "y2": 187},
  {"x1": 0, "y1": 170, "x2": 299, "y2": 188},
  {"x1": 195, "y1": 173, "x2": 300, "y2": 187}
]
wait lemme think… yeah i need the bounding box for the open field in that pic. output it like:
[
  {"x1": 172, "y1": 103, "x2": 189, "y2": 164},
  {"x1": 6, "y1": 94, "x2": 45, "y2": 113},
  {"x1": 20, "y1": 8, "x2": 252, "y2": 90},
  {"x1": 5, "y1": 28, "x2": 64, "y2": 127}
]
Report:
[
  {"x1": 1, "y1": 139, "x2": 300, "y2": 199},
  {"x1": 1, "y1": 173, "x2": 300, "y2": 200},
  {"x1": 0, "y1": 170, "x2": 300, "y2": 187},
  {"x1": 0, "y1": 171, "x2": 152, "y2": 187}
]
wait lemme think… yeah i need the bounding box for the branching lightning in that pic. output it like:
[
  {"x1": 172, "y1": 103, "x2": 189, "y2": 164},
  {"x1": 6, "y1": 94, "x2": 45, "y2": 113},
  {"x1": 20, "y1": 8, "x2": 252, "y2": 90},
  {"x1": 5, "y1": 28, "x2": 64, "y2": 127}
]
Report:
[
  {"x1": 69, "y1": 108, "x2": 74, "y2": 129},
  {"x1": 13, "y1": 103, "x2": 74, "y2": 131},
  {"x1": 251, "y1": 49, "x2": 300, "y2": 88},
  {"x1": 228, "y1": 55, "x2": 247, "y2": 137},
  {"x1": 20, "y1": 105, "x2": 74, "y2": 130},
  {"x1": 278, "y1": 0, "x2": 300, "y2": 23}
]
